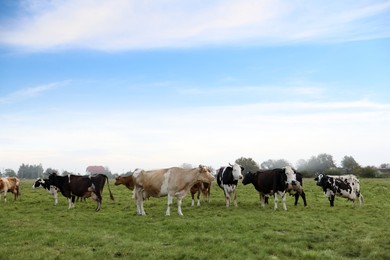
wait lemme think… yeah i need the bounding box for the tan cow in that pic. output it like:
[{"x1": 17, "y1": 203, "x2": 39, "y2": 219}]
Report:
[
  {"x1": 133, "y1": 165, "x2": 214, "y2": 216},
  {"x1": 0, "y1": 177, "x2": 21, "y2": 202}
]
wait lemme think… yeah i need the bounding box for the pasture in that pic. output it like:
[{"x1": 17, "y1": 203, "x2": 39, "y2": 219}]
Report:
[{"x1": 1, "y1": 178, "x2": 389, "y2": 259}]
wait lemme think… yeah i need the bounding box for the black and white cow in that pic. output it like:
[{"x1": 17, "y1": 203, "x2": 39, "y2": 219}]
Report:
[
  {"x1": 32, "y1": 178, "x2": 59, "y2": 205},
  {"x1": 216, "y1": 163, "x2": 244, "y2": 207},
  {"x1": 314, "y1": 174, "x2": 363, "y2": 207},
  {"x1": 47, "y1": 173, "x2": 114, "y2": 211},
  {"x1": 242, "y1": 166, "x2": 297, "y2": 210},
  {"x1": 286, "y1": 171, "x2": 307, "y2": 207}
]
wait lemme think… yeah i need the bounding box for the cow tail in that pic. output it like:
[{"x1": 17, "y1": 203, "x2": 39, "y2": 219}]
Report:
[{"x1": 105, "y1": 176, "x2": 115, "y2": 201}]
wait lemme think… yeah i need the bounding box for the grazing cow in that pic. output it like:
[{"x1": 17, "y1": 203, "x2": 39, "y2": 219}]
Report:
[
  {"x1": 0, "y1": 177, "x2": 20, "y2": 202},
  {"x1": 216, "y1": 163, "x2": 244, "y2": 207},
  {"x1": 32, "y1": 178, "x2": 60, "y2": 205},
  {"x1": 190, "y1": 182, "x2": 211, "y2": 207},
  {"x1": 115, "y1": 175, "x2": 135, "y2": 191},
  {"x1": 314, "y1": 174, "x2": 363, "y2": 207},
  {"x1": 242, "y1": 166, "x2": 297, "y2": 210},
  {"x1": 133, "y1": 165, "x2": 214, "y2": 216},
  {"x1": 47, "y1": 173, "x2": 114, "y2": 211}
]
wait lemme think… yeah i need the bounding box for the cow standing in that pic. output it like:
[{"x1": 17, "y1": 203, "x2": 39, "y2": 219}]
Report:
[
  {"x1": 216, "y1": 163, "x2": 244, "y2": 207},
  {"x1": 314, "y1": 174, "x2": 363, "y2": 207},
  {"x1": 0, "y1": 177, "x2": 20, "y2": 202},
  {"x1": 133, "y1": 165, "x2": 214, "y2": 216},
  {"x1": 190, "y1": 182, "x2": 211, "y2": 207},
  {"x1": 47, "y1": 173, "x2": 114, "y2": 211},
  {"x1": 32, "y1": 178, "x2": 59, "y2": 205},
  {"x1": 242, "y1": 166, "x2": 297, "y2": 210}
]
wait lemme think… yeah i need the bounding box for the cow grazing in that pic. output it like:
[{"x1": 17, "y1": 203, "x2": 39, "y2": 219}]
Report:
[
  {"x1": 314, "y1": 174, "x2": 363, "y2": 207},
  {"x1": 242, "y1": 166, "x2": 297, "y2": 210},
  {"x1": 47, "y1": 173, "x2": 114, "y2": 211},
  {"x1": 216, "y1": 163, "x2": 244, "y2": 207},
  {"x1": 0, "y1": 177, "x2": 20, "y2": 202},
  {"x1": 133, "y1": 165, "x2": 214, "y2": 216},
  {"x1": 115, "y1": 175, "x2": 135, "y2": 191},
  {"x1": 32, "y1": 178, "x2": 60, "y2": 205},
  {"x1": 190, "y1": 182, "x2": 211, "y2": 207}
]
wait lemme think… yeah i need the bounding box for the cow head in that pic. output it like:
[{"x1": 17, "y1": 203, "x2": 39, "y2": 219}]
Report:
[
  {"x1": 197, "y1": 165, "x2": 215, "y2": 184},
  {"x1": 32, "y1": 178, "x2": 45, "y2": 189},
  {"x1": 283, "y1": 166, "x2": 297, "y2": 185},
  {"x1": 230, "y1": 163, "x2": 244, "y2": 180},
  {"x1": 242, "y1": 171, "x2": 255, "y2": 185},
  {"x1": 314, "y1": 173, "x2": 325, "y2": 186}
]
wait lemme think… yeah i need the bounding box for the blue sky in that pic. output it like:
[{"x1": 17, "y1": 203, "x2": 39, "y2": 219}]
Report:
[{"x1": 1, "y1": 0, "x2": 389, "y2": 173}]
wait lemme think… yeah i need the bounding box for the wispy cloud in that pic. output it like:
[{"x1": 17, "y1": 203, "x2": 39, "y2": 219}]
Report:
[
  {"x1": 1, "y1": 0, "x2": 389, "y2": 51},
  {"x1": 0, "y1": 80, "x2": 69, "y2": 104}
]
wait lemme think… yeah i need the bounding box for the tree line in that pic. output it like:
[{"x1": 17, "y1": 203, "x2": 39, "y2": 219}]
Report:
[
  {"x1": 1, "y1": 154, "x2": 389, "y2": 179},
  {"x1": 235, "y1": 153, "x2": 390, "y2": 178}
]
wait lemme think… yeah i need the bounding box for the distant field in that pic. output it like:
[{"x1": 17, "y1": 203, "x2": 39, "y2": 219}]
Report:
[{"x1": 1, "y1": 178, "x2": 389, "y2": 259}]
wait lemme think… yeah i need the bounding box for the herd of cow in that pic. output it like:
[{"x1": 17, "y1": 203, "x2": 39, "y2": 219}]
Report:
[{"x1": 0, "y1": 163, "x2": 364, "y2": 215}]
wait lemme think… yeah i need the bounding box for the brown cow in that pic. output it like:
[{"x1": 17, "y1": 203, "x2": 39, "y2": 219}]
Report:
[
  {"x1": 190, "y1": 182, "x2": 211, "y2": 207},
  {"x1": 0, "y1": 177, "x2": 21, "y2": 202},
  {"x1": 133, "y1": 165, "x2": 214, "y2": 216}
]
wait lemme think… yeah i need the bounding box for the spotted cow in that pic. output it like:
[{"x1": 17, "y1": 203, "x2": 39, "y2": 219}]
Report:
[
  {"x1": 216, "y1": 163, "x2": 244, "y2": 207},
  {"x1": 0, "y1": 177, "x2": 20, "y2": 202},
  {"x1": 314, "y1": 174, "x2": 363, "y2": 207}
]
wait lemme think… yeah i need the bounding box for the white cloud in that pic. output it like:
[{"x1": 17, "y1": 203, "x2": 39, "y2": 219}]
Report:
[
  {"x1": 0, "y1": 81, "x2": 69, "y2": 104},
  {"x1": 1, "y1": 0, "x2": 389, "y2": 51},
  {"x1": 1, "y1": 99, "x2": 389, "y2": 172}
]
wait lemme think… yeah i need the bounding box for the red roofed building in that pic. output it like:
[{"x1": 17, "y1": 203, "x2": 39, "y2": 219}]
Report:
[{"x1": 86, "y1": 166, "x2": 106, "y2": 175}]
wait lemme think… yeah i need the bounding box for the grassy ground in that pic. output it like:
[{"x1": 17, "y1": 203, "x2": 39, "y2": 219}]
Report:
[{"x1": 0, "y1": 178, "x2": 389, "y2": 259}]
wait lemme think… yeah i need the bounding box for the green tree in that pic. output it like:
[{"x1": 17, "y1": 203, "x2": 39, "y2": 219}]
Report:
[
  {"x1": 260, "y1": 159, "x2": 291, "y2": 169},
  {"x1": 341, "y1": 156, "x2": 360, "y2": 174},
  {"x1": 5, "y1": 169, "x2": 17, "y2": 177},
  {"x1": 17, "y1": 164, "x2": 44, "y2": 179},
  {"x1": 235, "y1": 157, "x2": 260, "y2": 174}
]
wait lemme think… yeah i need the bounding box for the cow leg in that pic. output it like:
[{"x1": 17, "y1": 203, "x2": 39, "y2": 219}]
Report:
[
  {"x1": 136, "y1": 189, "x2": 145, "y2": 215},
  {"x1": 54, "y1": 191, "x2": 58, "y2": 205},
  {"x1": 233, "y1": 190, "x2": 238, "y2": 207},
  {"x1": 260, "y1": 193, "x2": 265, "y2": 207},
  {"x1": 329, "y1": 195, "x2": 335, "y2": 207},
  {"x1": 294, "y1": 193, "x2": 299, "y2": 206},
  {"x1": 359, "y1": 194, "x2": 364, "y2": 207},
  {"x1": 177, "y1": 197, "x2": 184, "y2": 216},
  {"x1": 197, "y1": 190, "x2": 201, "y2": 207},
  {"x1": 224, "y1": 192, "x2": 230, "y2": 207},
  {"x1": 281, "y1": 192, "x2": 287, "y2": 211},
  {"x1": 273, "y1": 193, "x2": 278, "y2": 210},
  {"x1": 68, "y1": 198, "x2": 74, "y2": 209},
  {"x1": 166, "y1": 194, "x2": 173, "y2": 216},
  {"x1": 300, "y1": 191, "x2": 307, "y2": 207},
  {"x1": 3, "y1": 191, "x2": 7, "y2": 202},
  {"x1": 191, "y1": 192, "x2": 195, "y2": 207},
  {"x1": 94, "y1": 192, "x2": 102, "y2": 212}
]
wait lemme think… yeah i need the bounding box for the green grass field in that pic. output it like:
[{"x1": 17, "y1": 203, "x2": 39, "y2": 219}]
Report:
[{"x1": 1, "y1": 178, "x2": 389, "y2": 259}]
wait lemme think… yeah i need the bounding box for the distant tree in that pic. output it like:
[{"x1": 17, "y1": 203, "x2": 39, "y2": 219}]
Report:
[
  {"x1": 181, "y1": 163, "x2": 193, "y2": 169},
  {"x1": 379, "y1": 163, "x2": 390, "y2": 169},
  {"x1": 43, "y1": 168, "x2": 58, "y2": 177},
  {"x1": 17, "y1": 163, "x2": 44, "y2": 179},
  {"x1": 5, "y1": 169, "x2": 17, "y2": 177},
  {"x1": 306, "y1": 153, "x2": 336, "y2": 174},
  {"x1": 235, "y1": 157, "x2": 260, "y2": 174},
  {"x1": 260, "y1": 159, "x2": 291, "y2": 169},
  {"x1": 360, "y1": 166, "x2": 378, "y2": 178},
  {"x1": 341, "y1": 156, "x2": 360, "y2": 174}
]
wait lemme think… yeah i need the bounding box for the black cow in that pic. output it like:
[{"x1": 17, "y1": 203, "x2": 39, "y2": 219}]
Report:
[
  {"x1": 47, "y1": 173, "x2": 114, "y2": 211},
  {"x1": 216, "y1": 163, "x2": 244, "y2": 207},
  {"x1": 286, "y1": 171, "x2": 307, "y2": 207},
  {"x1": 242, "y1": 166, "x2": 297, "y2": 210},
  {"x1": 32, "y1": 178, "x2": 59, "y2": 205},
  {"x1": 314, "y1": 174, "x2": 363, "y2": 207}
]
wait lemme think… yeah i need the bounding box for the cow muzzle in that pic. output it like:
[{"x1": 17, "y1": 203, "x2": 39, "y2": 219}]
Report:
[{"x1": 291, "y1": 180, "x2": 297, "y2": 186}]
